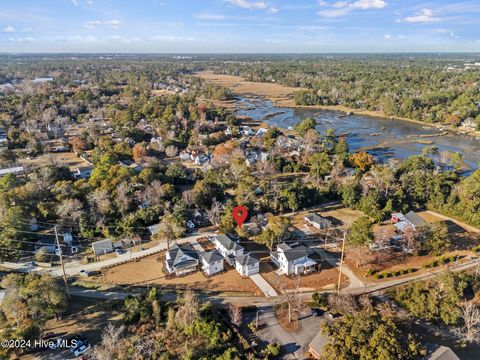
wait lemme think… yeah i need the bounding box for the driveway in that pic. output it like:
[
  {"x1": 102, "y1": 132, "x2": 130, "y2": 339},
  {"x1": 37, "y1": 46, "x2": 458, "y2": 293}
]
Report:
[
  {"x1": 250, "y1": 274, "x2": 278, "y2": 297},
  {"x1": 253, "y1": 304, "x2": 322, "y2": 359}
]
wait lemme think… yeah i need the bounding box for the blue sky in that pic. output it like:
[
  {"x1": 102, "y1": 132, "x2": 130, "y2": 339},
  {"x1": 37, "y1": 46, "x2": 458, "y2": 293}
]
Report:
[{"x1": 1, "y1": 0, "x2": 479, "y2": 52}]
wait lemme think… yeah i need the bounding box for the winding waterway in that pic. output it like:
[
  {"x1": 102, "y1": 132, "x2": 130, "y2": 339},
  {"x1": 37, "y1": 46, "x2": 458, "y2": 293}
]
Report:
[{"x1": 235, "y1": 97, "x2": 480, "y2": 173}]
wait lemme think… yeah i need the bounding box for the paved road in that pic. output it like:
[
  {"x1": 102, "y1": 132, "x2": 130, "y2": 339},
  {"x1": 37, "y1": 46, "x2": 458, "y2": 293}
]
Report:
[
  {"x1": 253, "y1": 304, "x2": 322, "y2": 360},
  {"x1": 1, "y1": 232, "x2": 215, "y2": 277},
  {"x1": 316, "y1": 248, "x2": 365, "y2": 289}
]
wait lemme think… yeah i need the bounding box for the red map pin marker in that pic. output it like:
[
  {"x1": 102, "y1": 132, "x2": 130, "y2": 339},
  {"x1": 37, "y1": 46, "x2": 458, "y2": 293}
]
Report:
[{"x1": 232, "y1": 206, "x2": 248, "y2": 227}]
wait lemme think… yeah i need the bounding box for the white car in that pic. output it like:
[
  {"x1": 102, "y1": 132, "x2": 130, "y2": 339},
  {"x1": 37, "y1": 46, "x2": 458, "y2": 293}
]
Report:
[{"x1": 73, "y1": 342, "x2": 91, "y2": 357}]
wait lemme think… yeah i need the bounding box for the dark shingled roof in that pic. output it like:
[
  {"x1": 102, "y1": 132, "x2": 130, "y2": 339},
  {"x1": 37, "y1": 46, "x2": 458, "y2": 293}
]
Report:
[
  {"x1": 166, "y1": 243, "x2": 198, "y2": 269},
  {"x1": 404, "y1": 211, "x2": 426, "y2": 227},
  {"x1": 215, "y1": 234, "x2": 244, "y2": 252},
  {"x1": 235, "y1": 253, "x2": 259, "y2": 267},
  {"x1": 201, "y1": 250, "x2": 224, "y2": 265},
  {"x1": 282, "y1": 245, "x2": 311, "y2": 261}
]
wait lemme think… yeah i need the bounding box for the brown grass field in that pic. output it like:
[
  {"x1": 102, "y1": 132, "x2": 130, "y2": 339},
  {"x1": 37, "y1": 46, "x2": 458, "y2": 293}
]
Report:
[{"x1": 97, "y1": 253, "x2": 262, "y2": 296}]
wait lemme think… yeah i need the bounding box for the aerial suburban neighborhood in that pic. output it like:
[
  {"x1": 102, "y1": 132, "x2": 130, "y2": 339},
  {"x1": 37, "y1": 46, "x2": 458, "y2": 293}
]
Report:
[{"x1": 1, "y1": 1, "x2": 480, "y2": 360}]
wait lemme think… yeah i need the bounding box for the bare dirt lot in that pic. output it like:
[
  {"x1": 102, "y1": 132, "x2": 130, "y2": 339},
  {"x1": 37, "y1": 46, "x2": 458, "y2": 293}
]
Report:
[
  {"x1": 20, "y1": 151, "x2": 89, "y2": 171},
  {"x1": 289, "y1": 205, "x2": 364, "y2": 233},
  {"x1": 98, "y1": 253, "x2": 262, "y2": 296},
  {"x1": 260, "y1": 261, "x2": 347, "y2": 293},
  {"x1": 197, "y1": 71, "x2": 302, "y2": 102}
]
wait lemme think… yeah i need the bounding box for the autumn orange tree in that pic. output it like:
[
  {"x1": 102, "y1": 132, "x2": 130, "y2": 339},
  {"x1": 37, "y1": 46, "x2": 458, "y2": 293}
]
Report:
[
  {"x1": 349, "y1": 151, "x2": 374, "y2": 172},
  {"x1": 132, "y1": 143, "x2": 147, "y2": 163}
]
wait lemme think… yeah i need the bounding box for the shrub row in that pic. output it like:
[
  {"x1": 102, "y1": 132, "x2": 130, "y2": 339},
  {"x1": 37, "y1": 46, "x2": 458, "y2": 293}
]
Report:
[
  {"x1": 373, "y1": 268, "x2": 417, "y2": 279},
  {"x1": 423, "y1": 255, "x2": 457, "y2": 269}
]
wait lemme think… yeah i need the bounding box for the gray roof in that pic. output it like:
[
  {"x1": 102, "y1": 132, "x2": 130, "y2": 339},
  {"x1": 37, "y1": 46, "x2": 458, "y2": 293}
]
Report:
[
  {"x1": 425, "y1": 345, "x2": 460, "y2": 360},
  {"x1": 277, "y1": 242, "x2": 292, "y2": 252},
  {"x1": 166, "y1": 243, "x2": 198, "y2": 269},
  {"x1": 91, "y1": 239, "x2": 113, "y2": 254},
  {"x1": 0, "y1": 166, "x2": 24, "y2": 176},
  {"x1": 308, "y1": 326, "x2": 328, "y2": 357},
  {"x1": 215, "y1": 234, "x2": 244, "y2": 252},
  {"x1": 305, "y1": 214, "x2": 332, "y2": 226},
  {"x1": 235, "y1": 253, "x2": 259, "y2": 266},
  {"x1": 404, "y1": 211, "x2": 425, "y2": 227},
  {"x1": 283, "y1": 245, "x2": 311, "y2": 261},
  {"x1": 201, "y1": 250, "x2": 224, "y2": 265},
  {"x1": 148, "y1": 223, "x2": 160, "y2": 235}
]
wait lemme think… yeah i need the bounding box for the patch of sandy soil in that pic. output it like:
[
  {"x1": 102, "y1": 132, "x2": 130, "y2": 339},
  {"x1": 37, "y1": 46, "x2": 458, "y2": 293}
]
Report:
[
  {"x1": 260, "y1": 262, "x2": 347, "y2": 293},
  {"x1": 197, "y1": 70, "x2": 302, "y2": 101},
  {"x1": 97, "y1": 253, "x2": 261, "y2": 296}
]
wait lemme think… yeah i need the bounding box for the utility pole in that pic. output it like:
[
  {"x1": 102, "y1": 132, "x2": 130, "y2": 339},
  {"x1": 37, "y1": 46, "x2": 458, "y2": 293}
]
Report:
[
  {"x1": 337, "y1": 231, "x2": 346, "y2": 294},
  {"x1": 54, "y1": 225, "x2": 70, "y2": 298}
]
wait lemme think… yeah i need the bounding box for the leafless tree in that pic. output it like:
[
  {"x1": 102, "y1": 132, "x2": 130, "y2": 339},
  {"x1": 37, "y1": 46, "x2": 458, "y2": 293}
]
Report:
[
  {"x1": 91, "y1": 323, "x2": 125, "y2": 360},
  {"x1": 88, "y1": 188, "x2": 111, "y2": 226},
  {"x1": 115, "y1": 182, "x2": 131, "y2": 216},
  {"x1": 177, "y1": 290, "x2": 199, "y2": 328},
  {"x1": 327, "y1": 293, "x2": 357, "y2": 314},
  {"x1": 133, "y1": 336, "x2": 156, "y2": 358},
  {"x1": 165, "y1": 145, "x2": 179, "y2": 158},
  {"x1": 455, "y1": 300, "x2": 480, "y2": 344},
  {"x1": 56, "y1": 198, "x2": 83, "y2": 228},
  {"x1": 141, "y1": 180, "x2": 165, "y2": 206},
  {"x1": 181, "y1": 190, "x2": 195, "y2": 208},
  {"x1": 229, "y1": 303, "x2": 243, "y2": 327},
  {"x1": 275, "y1": 275, "x2": 304, "y2": 323},
  {"x1": 206, "y1": 199, "x2": 223, "y2": 226}
]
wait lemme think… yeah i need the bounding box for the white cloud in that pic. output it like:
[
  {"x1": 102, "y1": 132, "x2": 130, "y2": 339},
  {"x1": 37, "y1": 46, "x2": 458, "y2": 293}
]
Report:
[
  {"x1": 317, "y1": 8, "x2": 351, "y2": 17},
  {"x1": 225, "y1": 0, "x2": 277, "y2": 13},
  {"x1": 351, "y1": 0, "x2": 386, "y2": 9},
  {"x1": 84, "y1": 20, "x2": 121, "y2": 29},
  {"x1": 318, "y1": 0, "x2": 328, "y2": 5},
  {"x1": 384, "y1": 34, "x2": 407, "y2": 40},
  {"x1": 401, "y1": 8, "x2": 440, "y2": 23},
  {"x1": 318, "y1": 0, "x2": 386, "y2": 17},
  {"x1": 3, "y1": 26, "x2": 16, "y2": 33},
  {"x1": 9, "y1": 37, "x2": 35, "y2": 42},
  {"x1": 22, "y1": 27, "x2": 33, "y2": 33}
]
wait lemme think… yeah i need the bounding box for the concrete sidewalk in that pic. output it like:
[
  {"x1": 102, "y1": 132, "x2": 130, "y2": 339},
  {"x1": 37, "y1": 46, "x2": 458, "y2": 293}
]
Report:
[{"x1": 250, "y1": 273, "x2": 278, "y2": 297}]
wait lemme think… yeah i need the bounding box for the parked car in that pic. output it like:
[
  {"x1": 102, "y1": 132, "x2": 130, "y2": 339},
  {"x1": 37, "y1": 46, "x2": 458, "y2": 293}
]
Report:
[
  {"x1": 73, "y1": 342, "x2": 91, "y2": 357},
  {"x1": 69, "y1": 335, "x2": 89, "y2": 356},
  {"x1": 115, "y1": 249, "x2": 126, "y2": 256},
  {"x1": 79, "y1": 270, "x2": 100, "y2": 277}
]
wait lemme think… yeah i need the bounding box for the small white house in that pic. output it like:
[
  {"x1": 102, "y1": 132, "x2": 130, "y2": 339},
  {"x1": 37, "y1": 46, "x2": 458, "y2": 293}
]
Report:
[
  {"x1": 304, "y1": 214, "x2": 332, "y2": 230},
  {"x1": 200, "y1": 250, "x2": 224, "y2": 276},
  {"x1": 235, "y1": 253, "x2": 260, "y2": 277},
  {"x1": 91, "y1": 239, "x2": 114, "y2": 256},
  {"x1": 270, "y1": 243, "x2": 317, "y2": 276},
  {"x1": 213, "y1": 234, "x2": 245, "y2": 265}
]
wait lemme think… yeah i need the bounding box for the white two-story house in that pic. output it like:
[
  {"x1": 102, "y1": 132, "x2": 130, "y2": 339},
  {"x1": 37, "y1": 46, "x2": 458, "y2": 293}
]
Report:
[
  {"x1": 165, "y1": 243, "x2": 199, "y2": 276},
  {"x1": 212, "y1": 234, "x2": 245, "y2": 265},
  {"x1": 200, "y1": 250, "x2": 224, "y2": 276},
  {"x1": 235, "y1": 253, "x2": 260, "y2": 277},
  {"x1": 270, "y1": 242, "x2": 317, "y2": 276}
]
